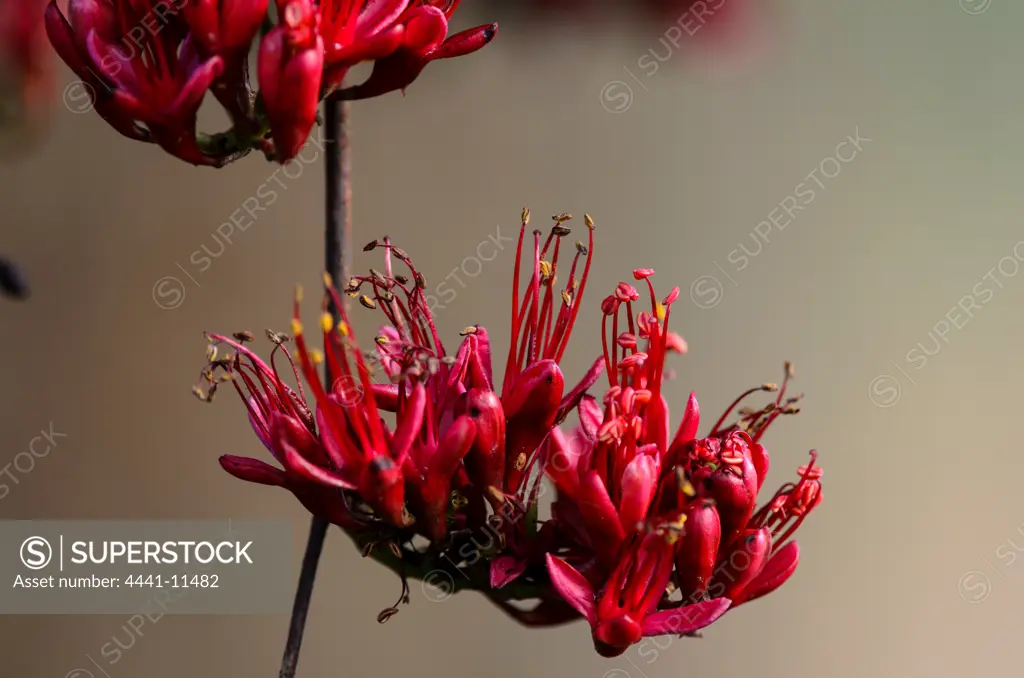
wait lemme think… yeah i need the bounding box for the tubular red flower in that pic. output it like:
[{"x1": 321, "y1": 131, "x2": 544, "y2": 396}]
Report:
[
  {"x1": 543, "y1": 270, "x2": 822, "y2": 653},
  {"x1": 338, "y1": 1, "x2": 497, "y2": 99},
  {"x1": 546, "y1": 532, "x2": 732, "y2": 658},
  {"x1": 184, "y1": 0, "x2": 268, "y2": 57},
  {"x1": 45, "y1": 0, "x2": 226, "y2": 164},
  {"x1": 259, "y1": 0, "x2": 323, "y2": 162}
]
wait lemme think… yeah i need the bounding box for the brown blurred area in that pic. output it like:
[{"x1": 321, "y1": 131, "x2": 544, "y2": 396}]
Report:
[{"x1": 3, "y1": 1, "x2": 1024, "y2": 676}]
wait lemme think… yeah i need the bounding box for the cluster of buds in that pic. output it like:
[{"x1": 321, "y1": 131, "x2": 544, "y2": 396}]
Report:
[
  {"x1": 43, "y1": 0, "x2": 496, "y2": 165},
  {"x1": 195, "y1": 210, "x2": 822, "y2": 657}
]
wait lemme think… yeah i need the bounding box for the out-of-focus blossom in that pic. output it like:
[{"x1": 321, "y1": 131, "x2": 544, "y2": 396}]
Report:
[
  {"x1": 337, "y1": 0, "x2": 497, "y2": 100},
  {"x1": 0, "y1": 0, "x2": 52, "y2": 129},
  {"x1": 44, "y1": 0, "x2": 225, "y2": 165},
  {"x1": 43, "y1": 0, "x2": 497, "y2": 165}
]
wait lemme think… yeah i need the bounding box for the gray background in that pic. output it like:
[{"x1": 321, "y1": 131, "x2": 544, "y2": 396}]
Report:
[{"x1": 1, "y1": 1, "x2": 1021, "y2": 676}]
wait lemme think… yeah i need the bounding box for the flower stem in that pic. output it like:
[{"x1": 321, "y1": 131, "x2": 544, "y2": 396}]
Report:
[
  {"x1": 279, "y1": 515, "x2": 328, "y2": 678},
  {"x1": 279, "y1": 93, "x2": 351, "y2": 678}
]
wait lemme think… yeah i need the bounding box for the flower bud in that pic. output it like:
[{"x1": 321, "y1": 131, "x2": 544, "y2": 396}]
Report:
[
  {"x1": 708, "y1": 527, "x2": 771, "y2": 600},
  {"x1": 184, "y1": 0, "x2": 270, "y2": 56},
  {"x1": 458, "y1": 388, "x2": 506, "y2": 496},
  {"x1": 674, "y1": 500, "x2": 721, "y2": 600},
  {"x1": 258, "y1": 1, "x2": 323, "y2": 162}
]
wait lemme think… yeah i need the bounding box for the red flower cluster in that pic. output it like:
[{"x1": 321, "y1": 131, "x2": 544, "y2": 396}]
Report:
[
  {"x1": 542, "y1": 269, "x2": 821, "y2": 656},
  {"x1": 195, "y1": 210, "x2": 821, "y2": 656},
  {"x1": 44, "y1": 0, "x2": 495, "y2": 165}
]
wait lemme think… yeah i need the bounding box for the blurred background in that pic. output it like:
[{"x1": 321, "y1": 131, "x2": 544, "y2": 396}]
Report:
[{"x1": 1, "y1": 0, "x2": 1022, "y2": 676}]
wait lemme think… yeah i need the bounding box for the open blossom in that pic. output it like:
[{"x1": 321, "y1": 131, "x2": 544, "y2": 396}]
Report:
[
  {"x1": 195, "y1": 210, "x2": 820, "y2": 656},
  {"x1": 337, "y1": 0, "x2": 497, "y2": 100},
  {"x1": 44, "y1": 0, "x2": 225, "y2": 164},
  {"x1": 197, "y1": 210, "x2": 594, "y2": 549},
  {"x1": 45, "y1": 0, "x2": 497, "y2": 165},
  {"x1": 541, "y1": 268, "x2": 823, "y2": 656}
]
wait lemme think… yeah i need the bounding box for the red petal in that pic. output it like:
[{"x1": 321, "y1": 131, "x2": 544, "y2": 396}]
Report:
[
  {"x1": 219, "y1": 455, "x2": 288, "y2": 486},
  {"x1": 390, "y1": 381, "x2": 426, "y2": 464},
  {"x1": 490, "y1": 554, "x2": 527, "y2": 589},
  {"x1": 708, "y1": 527, "x2": 771, "y2": 599},
  {"x1": 280, "y1": 441, "x2": 357, "y2": 489},
  {"x1": 734, "y1": 541, "x2": 799, "y2": 605},
  {"x1": 618, "y1": 454, "x2": 658, "y2": 534},
  {"x1": 577, "y1": 471, "x2": 626, "y2": 567},
  {"x1": 640, "y1": 598, "x2": 731, "y2": 637},
  {"x1": 545, "y1": 427, "x2": 582, "y2": 499},
  {"x1": 402, "y1": 5, "x2": 447, "y2": 54},
  {"x1": 356, "y1": 0, "x2": 410, "y2": 35},
  {"x1": 545, "y1": 554, "x2": 597, "y2": 625},
  {"x1": 668, "y1": 391, "x2": 700, "y2": 457},
  {"x1": 750, "y1": 442, "x2": 770, "y2": 494}
]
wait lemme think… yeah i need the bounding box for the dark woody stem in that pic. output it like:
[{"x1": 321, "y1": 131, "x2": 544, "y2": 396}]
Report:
[{"x1": 279, "y1": 93, "x2": 351, "y2": 678}]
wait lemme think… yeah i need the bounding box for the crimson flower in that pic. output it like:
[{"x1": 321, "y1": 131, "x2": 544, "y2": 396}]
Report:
[
  {"x1": 44, "y1": 0, "x2": 496, "y2": 165},
  {"x1": 44, "y1": 0, "x2": 225, "y2": 165},
  {"x1": 540, "y1": 268, "x2": 822, "y2": 655},
  {"x1": 336, "y1": 0, "x2": 497, "y2": 101},
  {"x1": 197, "y1": 211, "x2": 593, "y2": 546},
  {"x1": 195, "y1": 210, "x2": 821, "y2": 656}
]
